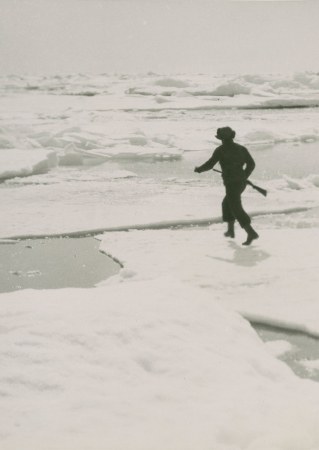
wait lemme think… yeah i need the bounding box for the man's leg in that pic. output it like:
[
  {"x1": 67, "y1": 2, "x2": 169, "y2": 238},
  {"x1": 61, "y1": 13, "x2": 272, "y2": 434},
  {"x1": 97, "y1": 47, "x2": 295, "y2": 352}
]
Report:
[
  {"x1": 225, "y1": 182, "x2": 258, "y2": 245},
  {"x1": 225, "y1": 182, "x2": 250, "y2": 227},
  {"x1": 222, "y1": 196, "x2": 235, "y2": 238},
  {"x1": 242, "y1": 224, "x2": 259, "y2": 246}
]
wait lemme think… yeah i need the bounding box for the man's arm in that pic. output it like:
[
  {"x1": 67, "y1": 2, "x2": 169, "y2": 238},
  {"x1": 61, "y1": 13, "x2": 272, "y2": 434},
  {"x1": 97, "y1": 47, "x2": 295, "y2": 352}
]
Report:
[
  {"x1": 244, "y1": 149, "x2": 255, "y2": 178},
  {"x1": 194, "y1": 149, "x2": 220, "y2": 173}
]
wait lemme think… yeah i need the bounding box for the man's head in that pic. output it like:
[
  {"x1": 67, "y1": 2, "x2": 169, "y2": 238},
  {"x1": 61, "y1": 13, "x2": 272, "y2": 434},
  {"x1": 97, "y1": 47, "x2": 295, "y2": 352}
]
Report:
[{"x1": 216, "y1": 127, "x2": 236, "y2": 141}]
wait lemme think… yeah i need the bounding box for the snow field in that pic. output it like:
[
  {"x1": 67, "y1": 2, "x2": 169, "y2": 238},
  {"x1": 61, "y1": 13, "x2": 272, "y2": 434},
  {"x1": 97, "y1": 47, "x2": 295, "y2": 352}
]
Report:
[
  {"x1": 1, "y1": 171, "x2": 317, "y2": 239},
  {"x1": 0, "y1": 149, "x2": 57, "y2": 181},
  {"x1": 1, "y1": 104, "x2": 318, "y2": 151},
  {"x1": 98, "y1": 226, "x2": 319, "y2": 337},
  {"x1": 1, "y1": 70, "x2": 319, "y2": 449},
  {"x1": 1, "y1": 72, "x2": 319, "y2": 174},
  {"x1": 2, "y1": 71, "x2": 319, "y2": 102},
  {"x1": 2, "y1": 280, "x2": 319, "y2": 450}
]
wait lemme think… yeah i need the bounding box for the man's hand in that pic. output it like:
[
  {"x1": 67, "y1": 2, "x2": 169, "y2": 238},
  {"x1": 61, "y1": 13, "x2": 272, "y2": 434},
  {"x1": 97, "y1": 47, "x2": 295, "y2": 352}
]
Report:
[{"x1": 194, "y1": 167, "x2": 200, "y2": 173}]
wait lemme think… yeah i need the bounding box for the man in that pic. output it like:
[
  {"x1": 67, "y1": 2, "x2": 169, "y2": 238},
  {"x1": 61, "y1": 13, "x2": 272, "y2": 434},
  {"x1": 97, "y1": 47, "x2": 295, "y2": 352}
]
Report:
[{"x1": 194, "y1": 126, "x2": 259, "y2": 246}]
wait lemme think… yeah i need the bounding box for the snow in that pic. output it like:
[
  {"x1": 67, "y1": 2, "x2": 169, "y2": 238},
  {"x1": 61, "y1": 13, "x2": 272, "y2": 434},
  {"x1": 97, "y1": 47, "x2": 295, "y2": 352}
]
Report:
[
  {"x1": 210, "y1": 82, "x2": 251, "y2": 97},
  {"x1": 1, "y1": 70, "x2": 319, "y2": 449},
  {"x1": 154, "y1": 77, "x2": 190, "y2": 88},
  {"x1": 0, "y1": 168, "x2": 316, "y2": 238},
  {"x1": 300, "y1": 359, "x2": 319, "y2": 375},
  {"x1": 97, "y1": 227, "x2": 319, "y2": 337},
  {"x1": 2, "y1": 73, "x2": 319, "y2": 105},
  {"x1": 264, "y1": 340, "x2": 294, "y2": 358},
  {"x1": 2, "y1": 280, "x2": 319, "y2": 450},
  {"x1": 0, "y1": 149, "x2": 57, "y2": 181},
  {"x1": 1, "y1": 75, "x2": 319, "y2": 173}
]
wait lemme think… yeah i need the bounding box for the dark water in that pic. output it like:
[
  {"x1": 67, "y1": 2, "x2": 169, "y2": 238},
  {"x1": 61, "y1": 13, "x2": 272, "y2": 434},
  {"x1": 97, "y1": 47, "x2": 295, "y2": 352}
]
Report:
[
  {"x1": 253, "y1": 322, "x2": 319, "y2": 382},
  {"x1": 0, "y1": 237, "x2": 120, "y2": 293}
]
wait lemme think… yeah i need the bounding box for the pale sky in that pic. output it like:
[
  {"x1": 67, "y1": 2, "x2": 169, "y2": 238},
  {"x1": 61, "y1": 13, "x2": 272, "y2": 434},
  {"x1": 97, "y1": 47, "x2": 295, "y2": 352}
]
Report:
[{"x1": 0, "y1": 0, "x2": 318, "y2": 75}]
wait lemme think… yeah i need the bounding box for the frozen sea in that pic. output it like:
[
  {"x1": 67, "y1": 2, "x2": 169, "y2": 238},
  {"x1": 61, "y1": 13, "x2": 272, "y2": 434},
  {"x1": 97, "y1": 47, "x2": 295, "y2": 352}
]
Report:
[{"x1": 1, "y1": 72, "x2": 319, "y2": 450}]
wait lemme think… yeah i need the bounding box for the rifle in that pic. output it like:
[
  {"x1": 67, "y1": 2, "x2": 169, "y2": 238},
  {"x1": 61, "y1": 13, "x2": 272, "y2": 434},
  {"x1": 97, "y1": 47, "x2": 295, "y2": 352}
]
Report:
[{"x1": 213, "y1": 169, "x2": 267, "y2": 197}]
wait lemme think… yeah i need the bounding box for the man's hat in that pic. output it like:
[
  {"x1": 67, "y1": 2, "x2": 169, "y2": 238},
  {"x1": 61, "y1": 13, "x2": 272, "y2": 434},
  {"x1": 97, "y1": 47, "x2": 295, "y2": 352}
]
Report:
[{"x1": 216, "y1": 127, "x2": 236, "y2": 140}]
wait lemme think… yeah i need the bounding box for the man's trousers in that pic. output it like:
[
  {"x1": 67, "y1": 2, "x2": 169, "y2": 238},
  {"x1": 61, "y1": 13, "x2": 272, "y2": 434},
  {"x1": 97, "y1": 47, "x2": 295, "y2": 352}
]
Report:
[{"x1": 222, "y1": 181, "x2": 251, "y2": 228}]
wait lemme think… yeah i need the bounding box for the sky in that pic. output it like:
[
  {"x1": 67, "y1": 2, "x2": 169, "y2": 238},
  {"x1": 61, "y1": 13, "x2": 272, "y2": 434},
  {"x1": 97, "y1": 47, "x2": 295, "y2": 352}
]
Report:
[{"x1": 0, "y1": 0, "x2": 318, "y2": 75}]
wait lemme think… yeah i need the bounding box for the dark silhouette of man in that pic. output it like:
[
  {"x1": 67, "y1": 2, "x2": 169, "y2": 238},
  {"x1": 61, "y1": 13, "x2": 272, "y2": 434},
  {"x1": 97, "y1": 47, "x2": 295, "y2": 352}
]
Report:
[{"x1": 194, "y1": 127, "x2": 259, "y2": 245}]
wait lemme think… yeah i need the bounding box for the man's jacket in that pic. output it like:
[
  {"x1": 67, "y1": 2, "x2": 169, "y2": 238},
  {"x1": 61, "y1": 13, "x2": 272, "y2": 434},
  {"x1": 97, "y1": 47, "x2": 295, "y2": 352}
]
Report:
[{"x1": 196, "y1": 142, "x2": 255, "y2": 184}]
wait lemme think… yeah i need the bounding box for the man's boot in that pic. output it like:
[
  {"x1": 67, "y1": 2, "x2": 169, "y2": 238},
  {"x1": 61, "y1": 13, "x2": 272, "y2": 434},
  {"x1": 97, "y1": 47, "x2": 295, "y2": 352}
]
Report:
[
  {"x1": 224, "y1": 221, "x2": 235, "y2": 238},
  {"x1": 242, "y1": 224, "x2": 259, "y2": 246}
]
